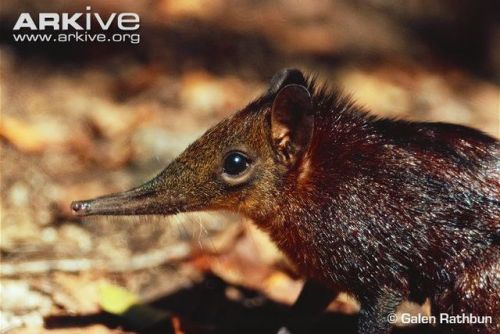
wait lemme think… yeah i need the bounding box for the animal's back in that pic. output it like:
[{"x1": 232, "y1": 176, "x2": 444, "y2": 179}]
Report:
[
  {"x1": 371, "y1": 119, "x2": 500, "y2": 236},
  {"x1": 306, "y1": 105, "x2": 500, "y2": 330}
]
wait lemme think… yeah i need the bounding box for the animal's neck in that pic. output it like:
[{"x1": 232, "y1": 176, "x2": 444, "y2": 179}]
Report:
[
  {"x1": 261, "y1": 192, "x2": 342, "y2": 281},
  {"x1": 254, "y1": 116, "x2": 381, "y2": 287}
]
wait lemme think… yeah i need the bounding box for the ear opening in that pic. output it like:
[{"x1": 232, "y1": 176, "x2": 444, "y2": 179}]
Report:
[{"x1": 270, "y1": 84, "x2": 314, "y2": 166}]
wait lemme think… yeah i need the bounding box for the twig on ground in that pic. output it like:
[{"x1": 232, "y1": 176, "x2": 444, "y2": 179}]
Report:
[{"x1": 0, "y1": 243, "x2": 191, "y2": 277}]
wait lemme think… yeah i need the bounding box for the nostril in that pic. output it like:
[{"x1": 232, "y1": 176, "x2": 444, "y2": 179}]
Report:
[
  {"x1": 71, "y1": 202, "x2": 80, "y2": 211},
  {"x1": 71, "y1": 201, "x2": 89, "y2": 215}
]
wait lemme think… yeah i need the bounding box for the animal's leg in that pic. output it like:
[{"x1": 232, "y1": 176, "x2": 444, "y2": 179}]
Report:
[
  {"x1": 433, "y1": 247, "x2": 500, "y2": 334},
  {"x1": 291, "y1": 279, "x2": 338, "y2": 316},
  {"x1": 358, "y1": 289, "x2": 403, "y2": 334},
  {"x1": 278, "y1": 279, "x2": 338, "y2": 333}
]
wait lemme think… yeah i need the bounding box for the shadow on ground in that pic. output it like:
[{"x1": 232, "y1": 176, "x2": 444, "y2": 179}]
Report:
[{"x1": 45, "y1": 273, "x2": 445, "y2": 334}]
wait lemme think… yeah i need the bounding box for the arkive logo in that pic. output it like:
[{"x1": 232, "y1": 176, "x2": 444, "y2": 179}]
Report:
[
  {"x1": 13, "y1": 6, "x2": 140, "y2": 31},
  {"x1": 12, "y1": 6, "x2": 141, "y2": 44}
]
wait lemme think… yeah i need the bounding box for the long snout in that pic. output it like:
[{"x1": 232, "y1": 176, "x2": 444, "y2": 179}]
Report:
[{"x1": 71, "y1": 180, "x2": 186, "y2": 217}]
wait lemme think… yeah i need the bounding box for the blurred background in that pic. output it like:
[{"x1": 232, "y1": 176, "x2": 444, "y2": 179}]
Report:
[{"x1": 1, "y1": 1, "x2": 499, "y2": 333}]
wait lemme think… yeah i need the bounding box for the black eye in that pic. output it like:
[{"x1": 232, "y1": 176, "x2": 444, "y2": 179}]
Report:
[{"x1": 223, "y1": 152, "x2": 251, "y2": 176}]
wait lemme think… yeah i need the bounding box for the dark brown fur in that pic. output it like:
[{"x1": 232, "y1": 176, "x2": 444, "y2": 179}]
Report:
[{"x1": 72, "y1": 69, "x2": 499, "y2": 334}]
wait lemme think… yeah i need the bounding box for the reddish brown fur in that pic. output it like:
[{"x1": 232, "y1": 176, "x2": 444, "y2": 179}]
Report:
[{"x1": 72, "y1": 69, "x2": 499, "y2": 333}]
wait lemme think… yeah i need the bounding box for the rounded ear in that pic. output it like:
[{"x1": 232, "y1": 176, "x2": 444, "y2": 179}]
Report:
[
  {"x1": 267, "y1": 68, "x2": 307, "y2": 95},
  {"x1": 270, "y1": 84, "x2": 314, "y2": 166}
]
